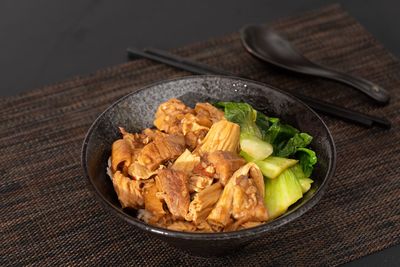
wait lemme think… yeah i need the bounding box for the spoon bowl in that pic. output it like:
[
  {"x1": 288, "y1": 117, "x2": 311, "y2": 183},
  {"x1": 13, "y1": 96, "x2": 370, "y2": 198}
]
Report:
[{"x1": 240, "y1": 25, "x2": 390, "y2": 105}]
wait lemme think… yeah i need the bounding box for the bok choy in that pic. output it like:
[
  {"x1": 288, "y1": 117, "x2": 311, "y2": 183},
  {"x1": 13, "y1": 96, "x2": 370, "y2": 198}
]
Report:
[{"x1": 216, "y1": 102, "x2": 273, "y2": 160}]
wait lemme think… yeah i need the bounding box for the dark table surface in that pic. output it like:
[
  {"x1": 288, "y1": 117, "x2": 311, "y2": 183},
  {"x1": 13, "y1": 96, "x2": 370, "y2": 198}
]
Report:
[{"x1": 1, "y1": 1, "x2": 398, "y2": 266}]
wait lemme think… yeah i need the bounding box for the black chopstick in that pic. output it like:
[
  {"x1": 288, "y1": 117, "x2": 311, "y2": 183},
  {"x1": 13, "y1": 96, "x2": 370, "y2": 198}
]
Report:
[
  {"x1": 292, "y1": 94, "x2": 391, "y2": 128},
  {"x1": 127, "y1": 47, "x2": 391, "y2": 129},
  {"x1": 144, "y1": 47, "x2": 234, "y2": 76},
  {"x1": 127, "y1": 48, "x2": 212, "y2": 75}
]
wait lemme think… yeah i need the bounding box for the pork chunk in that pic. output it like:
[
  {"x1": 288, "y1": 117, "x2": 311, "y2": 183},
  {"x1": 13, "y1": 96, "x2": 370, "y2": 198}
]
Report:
[
  {"x1": 156, "y1": 169, "x2": 190, "y2": 219},
  {"x1": 111, "y1": 171, "x2": 144, "y2": 209},
  {"x1": 194, "y1": 102, "x2": 225, "y2": 127},
  {"x1": 154, "y1": 98, "x2": 194, "y2": 134},
  {"x1": 207, "y1": 163, "x2": 268, "y2": 230},
  {"x1": 137, "y1": 134, "x2": 186, "y2": 171},
  {"x1": 207, "y1": 151, "x2": 246, "y2": 185}
]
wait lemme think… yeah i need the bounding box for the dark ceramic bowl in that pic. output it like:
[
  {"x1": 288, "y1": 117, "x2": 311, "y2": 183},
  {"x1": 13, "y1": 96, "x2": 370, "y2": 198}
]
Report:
[{"x1": 81, "y1": 75, "x2": 336, "y2": 257}]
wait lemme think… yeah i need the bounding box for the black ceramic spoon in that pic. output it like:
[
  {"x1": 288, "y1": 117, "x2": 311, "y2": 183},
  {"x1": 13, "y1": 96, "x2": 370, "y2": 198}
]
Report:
[{"x1": 240, "y1": 25, "x2": 390, "y2": 105}]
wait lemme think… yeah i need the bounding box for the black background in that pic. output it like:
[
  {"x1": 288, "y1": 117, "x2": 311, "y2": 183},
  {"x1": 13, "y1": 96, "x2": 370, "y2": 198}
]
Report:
[{"x1": 1, "y1": 1, "x2": 399, "y2": 265}]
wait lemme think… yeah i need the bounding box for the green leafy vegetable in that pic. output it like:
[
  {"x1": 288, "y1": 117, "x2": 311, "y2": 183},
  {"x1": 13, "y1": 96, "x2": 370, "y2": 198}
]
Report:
[
  {"x1": 255, "y1": 112, "x2": 317, "y2": 176},
  {"x1": 289, "y1": 164, "x2": 314, "y2": 193},
  {"x1": 216, "y1": 102, "x2": 261, "y2": 138},
  {"x1": 290, "y1": 164, "x2": 305, "y2": 178},
  {"x1": 256, "y1": 156, "x2": 298, "y2": 179},
  {"x1": 298, "y1": 177, "x2": 314, "y2": 194},
  {"x1": 255, "y1": 112, "x2": 271, "y2": 139},
  {"x1": 240, "y1": 133, "x2": 273, "y2": 160},
  {"x1": 264, "y1": 168, "x2": 303, "y2": 219},
  {"x1": 275, "y1": 133, "x2": 313, "y2": 158},
  {"x1": 259, "y1": 117, "x2": 299, "y2": 146},
  {"x1": 296, "y1": 148, "x2": 318, "y2": 177},
  {"x1": 240, "y1": 151, "x2": 297, "y2": 179},
  {"x1": 217, "y1": 102, "x2": 273, "y2": 160},
  {"x1": 264, "y1": 164, "x2": 314, "y2": 219}
]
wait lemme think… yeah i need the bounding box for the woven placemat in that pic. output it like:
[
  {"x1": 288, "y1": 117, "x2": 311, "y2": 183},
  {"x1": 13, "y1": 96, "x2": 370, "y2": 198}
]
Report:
[{"x1": 1, "y1": 4, "x2": 399, "y2": 266}]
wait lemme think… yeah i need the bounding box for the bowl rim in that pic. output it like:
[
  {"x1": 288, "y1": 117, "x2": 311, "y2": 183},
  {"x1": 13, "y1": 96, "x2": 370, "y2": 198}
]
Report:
[{"x1": 81, "y1": 75, "x2": 336, "y2": 240}]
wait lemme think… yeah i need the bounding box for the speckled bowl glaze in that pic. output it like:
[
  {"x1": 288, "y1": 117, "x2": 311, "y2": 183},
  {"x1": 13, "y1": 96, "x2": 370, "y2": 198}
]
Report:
[{"x1": 82, "y1": 75, "x2": 336, "y2": 257}]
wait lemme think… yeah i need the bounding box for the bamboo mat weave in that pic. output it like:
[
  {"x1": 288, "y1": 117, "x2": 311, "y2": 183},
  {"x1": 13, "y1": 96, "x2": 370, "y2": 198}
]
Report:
[{"x1": 1, "y1": 4, "x2": 399, "y2": 266}]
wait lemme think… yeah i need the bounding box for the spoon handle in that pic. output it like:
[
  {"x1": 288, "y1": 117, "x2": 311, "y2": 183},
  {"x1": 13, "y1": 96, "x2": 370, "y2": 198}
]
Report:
[{"x1": 310, "y1": 66, "x2": 390, "y2": 105}]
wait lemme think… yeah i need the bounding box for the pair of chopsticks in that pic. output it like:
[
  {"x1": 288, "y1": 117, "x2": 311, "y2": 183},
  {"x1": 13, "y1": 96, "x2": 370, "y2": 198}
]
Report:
[{"x1": 127, "y1": 47, "x2": 391, "y2": 129}]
